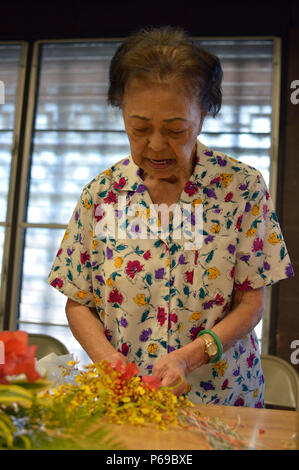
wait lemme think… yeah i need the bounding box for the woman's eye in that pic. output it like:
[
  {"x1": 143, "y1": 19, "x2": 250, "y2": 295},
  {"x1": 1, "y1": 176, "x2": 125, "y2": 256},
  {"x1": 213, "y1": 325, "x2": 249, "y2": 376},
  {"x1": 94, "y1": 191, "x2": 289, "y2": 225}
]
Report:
[
  {"x1": 169, "y1": 129, "x2": 185, "y2": 135},
  {"x1": 133, "y1": 128, "x2": 148, "y2": 133}
]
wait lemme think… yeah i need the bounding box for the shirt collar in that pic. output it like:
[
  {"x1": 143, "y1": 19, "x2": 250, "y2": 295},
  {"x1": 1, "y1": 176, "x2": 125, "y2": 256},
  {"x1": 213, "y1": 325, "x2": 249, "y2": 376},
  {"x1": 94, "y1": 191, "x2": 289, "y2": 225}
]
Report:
[{"x1": 112, "y1": 139, "x2": 226, "y2": 199}]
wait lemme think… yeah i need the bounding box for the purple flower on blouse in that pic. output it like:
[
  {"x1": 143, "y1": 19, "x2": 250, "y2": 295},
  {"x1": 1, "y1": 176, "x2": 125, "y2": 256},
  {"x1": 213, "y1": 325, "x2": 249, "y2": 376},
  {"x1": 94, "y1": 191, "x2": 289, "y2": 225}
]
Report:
[
  {"x1": 245, "y1": 202, "x2": 251, "y2": 212},
  {"x1": 168, "y1": 346, "x2": 175, "y2": 353},
  {"x1": 131, "y1": 222, "x2": 141, "y2": 234},
  {"x1": 106, "y1": 247, "x2": 113, "y2": 260},
  {"x1": 95, "y1": 275, "x2": 104, "y2": 284},
  {"x1": 120, "y1": 317, "x2": 128, "y2": 328},
  {"x1": 206, "y1": 188, "x2": 217, "y2": 199},
  {"x1": 263, "y1": 261, "x2": 270, "y2": 270},
  {"x1": 239, "y1": 182, "x2": 249, "y2": 191},
  {"x1": 67, "y1": 248, "x2": 74, "y2": 256},
  {"x1": 200, "y1": 381, "x2": 215, "y2": 391},
  {"x1": 216, "y1": 156, "x2": 227, "y2": 167},
  {"x1": 204, "y1": 235, "x2": 215, "y2": 244},
  {"x1": 286, "y1": 263, "x2": 294, "y2": 278},
  {"x1": 240, "y1": 254, "x2": 250, "y2": 263},
  {"x1": 123, "y1": 158, "x2": 130, "y2": 165},
  {"x1": 233, "y1": 366, "x2": 240, "y2": 376},
  {"x1": 140, "y1": 328, "x2": 152, "y2": 342},
  {"x1": 228, "y1": 244, "x2": 236, "y2": 254},
  {"x1": 136, "y1": 184, "x2": 147, "y2": 193},
  {"x1": 178, "y1": 254, "x2": 188, "y2": 264},
  {"x1": 155, "y1": 268, "x2": 165, "y2": 279},
  {"x1": 204, "y1": 150, "x2": 213, "y2": 156},
  {"x1": 75, "y1": 210, "x2": 79, "y2": 222}
]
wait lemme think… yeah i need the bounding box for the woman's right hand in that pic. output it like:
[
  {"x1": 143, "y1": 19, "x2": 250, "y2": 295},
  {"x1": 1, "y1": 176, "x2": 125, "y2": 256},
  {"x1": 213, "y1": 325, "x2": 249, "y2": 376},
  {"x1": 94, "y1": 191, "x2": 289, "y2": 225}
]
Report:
[{"x1": 106, "y1": 351, "x2": 130, "y2": 368}]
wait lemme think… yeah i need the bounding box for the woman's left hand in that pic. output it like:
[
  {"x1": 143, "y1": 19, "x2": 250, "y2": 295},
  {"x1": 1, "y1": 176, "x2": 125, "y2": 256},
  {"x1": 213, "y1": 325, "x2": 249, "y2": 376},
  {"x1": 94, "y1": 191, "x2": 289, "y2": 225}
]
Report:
[{"x1": 151, "y1": 351, "x2": 191, "y2": 396}]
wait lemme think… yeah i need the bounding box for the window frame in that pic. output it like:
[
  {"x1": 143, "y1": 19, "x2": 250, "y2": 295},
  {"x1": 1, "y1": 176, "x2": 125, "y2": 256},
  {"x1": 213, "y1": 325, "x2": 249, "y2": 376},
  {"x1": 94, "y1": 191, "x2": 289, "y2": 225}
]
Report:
[{"x1": 1, "y1": 37, "x2": 282, "y2": 356}]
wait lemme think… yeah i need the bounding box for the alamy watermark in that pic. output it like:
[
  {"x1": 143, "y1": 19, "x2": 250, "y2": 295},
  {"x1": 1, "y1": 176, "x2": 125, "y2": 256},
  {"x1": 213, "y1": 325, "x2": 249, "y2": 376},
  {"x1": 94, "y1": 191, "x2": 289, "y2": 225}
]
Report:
[
  {"x1": 290, "y1": 339, "x2": 299, "y2": 365},
  {"x1": 94, "y1": 197, "x2": 204, "y2": 250},
  {"x1": 290, "y1": 80, "x2": 299, "y2": 105},
  {"x1": 0, "y1": 80, "x2": 4, "y2": 104}
]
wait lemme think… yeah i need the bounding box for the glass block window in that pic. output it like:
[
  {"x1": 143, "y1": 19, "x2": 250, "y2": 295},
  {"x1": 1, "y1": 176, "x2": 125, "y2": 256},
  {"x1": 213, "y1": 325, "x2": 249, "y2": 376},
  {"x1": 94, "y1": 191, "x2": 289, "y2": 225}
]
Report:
[{"x1": 0, "y1": 44, "x2": 23, "y2": 281}]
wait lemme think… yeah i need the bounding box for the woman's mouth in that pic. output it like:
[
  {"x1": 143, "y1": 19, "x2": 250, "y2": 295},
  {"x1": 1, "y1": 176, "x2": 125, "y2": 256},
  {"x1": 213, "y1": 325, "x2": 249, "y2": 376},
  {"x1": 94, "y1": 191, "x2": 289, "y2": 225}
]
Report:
[{"x1": 146, "y1": 158, "x2": 175, "y2": 169}]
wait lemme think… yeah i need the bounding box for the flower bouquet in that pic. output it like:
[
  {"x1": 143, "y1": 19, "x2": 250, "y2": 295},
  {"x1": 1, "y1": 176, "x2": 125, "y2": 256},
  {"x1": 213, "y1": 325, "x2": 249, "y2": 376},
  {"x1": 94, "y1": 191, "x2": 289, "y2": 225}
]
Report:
[{"x1": 0, "y1": 330, "x2": 250, "y2": 450}]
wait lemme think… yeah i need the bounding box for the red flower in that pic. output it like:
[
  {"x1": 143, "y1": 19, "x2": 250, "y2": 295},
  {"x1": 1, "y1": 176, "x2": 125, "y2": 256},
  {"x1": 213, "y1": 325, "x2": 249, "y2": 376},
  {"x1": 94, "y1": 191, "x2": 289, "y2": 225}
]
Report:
[
  {"x1": 184, "y1": 181, "x2": 199, "y2": 197},
  {"x1": 104, "y1": 190, "x2": 117, "y2": 204},
  {"x1": 94, "y1": 203, "x2": 105, "y2": 222},
  {"x1": 184, "y1": 270, "x2": 194, "y2": 284},
  {"x1": 118, "y1": 342, "x2": 129, "y2": 356},
  {"x1": 113, "y1": 177, "x2": 126, "y2": 190},
  {"x1": 210, "y1": 176, "x2": 221, "y2": 185},
  {"x1": 143, "y1": 250, "x2": 152, "y2": 260},
  {"x1": 214, "y1": 293, "x2": 224, "y2": 305},
  {"x1": 225, "y1": 192, "x2": 233, "y2": 202},
  {"x1": 142, "y1": 375, "x2": 162, "y2": 391},
  {"x1": 50, "y1": 278, "x2": 63, "y2": 289},
  {"x1": 252, "y1": 237, "x2": 263, "y2": 253},
  {"x1": 234, "y1": 277, "x2": 253, "y2": 290},
  {"x1": 157, "y1": 307, "x2": 167, "y2": 326},
  {"x1": 246, "y1": 352, "x2": 256, "y2": 368},
  {"x1": 0, "y1": 331, "x2": 41, "y2": 384},
  {"x1": 221, "y1": 379, "x2": 229, "y2": 390},
  {"x1": 126, "y1": 260, "x2": 144, "y2": 279},
  {"x1": 108, "y1": 289, "x2": 124, "y2": 305},
  {"x1": 236, "y1": 215, "x2": 243, "y2": 231},
  {"x1": 168, "y1": 312, "x2": 178, "y2": 330},
  {"x1": 80, "y1": 250, "x2": 90, "y2": 265},
  {"x1": 56, "y1": 248, "x2": 62, "y2": 257}
]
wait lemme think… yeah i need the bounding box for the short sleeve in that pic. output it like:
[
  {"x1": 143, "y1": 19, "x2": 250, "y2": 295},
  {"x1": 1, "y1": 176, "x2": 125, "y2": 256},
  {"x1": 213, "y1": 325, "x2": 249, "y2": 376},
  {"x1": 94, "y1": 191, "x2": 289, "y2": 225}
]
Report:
[
  {"x1": 46, "y1": 186, "x2": 96, "y2": 307},
  {"x1": 234, "y1": 171, "x2": 295, "y2": 290}
]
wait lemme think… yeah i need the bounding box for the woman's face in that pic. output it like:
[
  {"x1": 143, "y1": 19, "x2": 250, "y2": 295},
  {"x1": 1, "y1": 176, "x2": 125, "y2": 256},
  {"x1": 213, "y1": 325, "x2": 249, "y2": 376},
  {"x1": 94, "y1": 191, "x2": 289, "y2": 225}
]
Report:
[{"x1": 122, "y1": 78, "x2": 206, "y2": 180}]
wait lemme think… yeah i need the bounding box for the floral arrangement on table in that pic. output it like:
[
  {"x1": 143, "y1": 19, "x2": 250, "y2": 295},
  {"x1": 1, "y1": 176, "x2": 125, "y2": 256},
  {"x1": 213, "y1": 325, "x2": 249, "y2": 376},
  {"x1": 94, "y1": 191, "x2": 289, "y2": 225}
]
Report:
[{"x1": 0, "y1": 330, "x2": 249, "y2": 450}]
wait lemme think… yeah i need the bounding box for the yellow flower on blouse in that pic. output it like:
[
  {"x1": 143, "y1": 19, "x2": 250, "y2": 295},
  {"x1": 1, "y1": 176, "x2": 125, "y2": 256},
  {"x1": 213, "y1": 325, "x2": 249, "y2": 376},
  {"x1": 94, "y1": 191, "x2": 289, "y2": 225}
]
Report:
[
  {"x1": 252, "y1": 205, "x2": 259, "y2": 216},
  {"x1": 253, "y1": 388, "x2": 259, "y2": 398},
  {"x1": 147, "y1": 343, "x2": 158, "y2": 354},
  {"x1": 134, "y1": 293, "x2": 147, "y2": 306},
  {"x1": 106, "y1": 278, "x2": 114, "y2": 286},
  {"x1": 246, "y1": 227, "x2": 257, "y2": 237},
  {"x1": 207, "y1": 267, "x2": 221, "y2": 279},
  {"x1": 75, "y1": 290, "x2": 88, "y2": 299},
  {"x1": 192, "y1": 197, "x2": 202, "y2": 206},
  {"x1": 92, "y1": 239, "x2": 99, "y2": 249},
  {"x1": 84, "y1": 198, "x2": 92, "y2": 210},
  {"x1": 268, "y1": 232, "x2": 281, "y2": 245},
  {"x1": 62, "y1": 229, "x2": 69, "y2": 242},
  {"x1": 93, "y1": 294, "x2": 102, "y2": 306},
  {"x1": 189, "y1": 311, "x2": 202, "y2": 321},
  {"x1": 211, "y1": 224, "x2": 221, "y2": 234},
  {"x1": 114, "y1": 257, "x2": 123, "y2": 268},
  {"x1": 213, "y1": 360, "x2": 227, "y2": 376},
  {"x1": 220, "y1": 174, "x2": 233, "y2": 187},
  {"x1": 104, "y1": 169, "x2": 111, "y2": 176}
]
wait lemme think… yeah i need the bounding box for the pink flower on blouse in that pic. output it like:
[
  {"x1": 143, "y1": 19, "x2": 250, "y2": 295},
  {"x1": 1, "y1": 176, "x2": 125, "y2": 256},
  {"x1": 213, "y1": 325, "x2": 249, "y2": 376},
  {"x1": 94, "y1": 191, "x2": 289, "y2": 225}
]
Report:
[
  {"x1": 252, "y1": 237, "x2": 263, "y2": 253},
  {"x1": 184, "y1": 181, "x2": 198, "y2": 196},
  {"x1": 157, "y1": 307, "x2": 167, "y2": 326},
  {"x1": 108, "y1": 289, "x2": 124, "y2": 305},
  {"x1": 80, "y1": 251, "x2": 90, "y2": 265}
]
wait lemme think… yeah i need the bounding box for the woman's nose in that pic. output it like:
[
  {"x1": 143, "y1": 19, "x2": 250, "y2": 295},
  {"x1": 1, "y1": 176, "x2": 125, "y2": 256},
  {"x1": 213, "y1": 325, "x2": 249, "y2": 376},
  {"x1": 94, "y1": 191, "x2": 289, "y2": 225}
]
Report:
[{"x1": 147, "y1": 130, "x2": 167, "y2": 152}]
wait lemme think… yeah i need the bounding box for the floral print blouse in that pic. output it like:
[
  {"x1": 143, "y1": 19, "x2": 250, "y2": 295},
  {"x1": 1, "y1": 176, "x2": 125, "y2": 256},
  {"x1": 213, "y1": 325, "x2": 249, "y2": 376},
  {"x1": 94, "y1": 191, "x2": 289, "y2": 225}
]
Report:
[{"x1": 47, "y1": 140, "x2": 294, "y2": 407}]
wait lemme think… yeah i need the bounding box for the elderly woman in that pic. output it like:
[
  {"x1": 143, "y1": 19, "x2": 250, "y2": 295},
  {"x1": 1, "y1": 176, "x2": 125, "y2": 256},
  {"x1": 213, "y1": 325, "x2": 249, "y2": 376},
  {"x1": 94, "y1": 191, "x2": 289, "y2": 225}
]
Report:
[{"x1": 47, "y1": 26, "x2": 294, "y2": 407}]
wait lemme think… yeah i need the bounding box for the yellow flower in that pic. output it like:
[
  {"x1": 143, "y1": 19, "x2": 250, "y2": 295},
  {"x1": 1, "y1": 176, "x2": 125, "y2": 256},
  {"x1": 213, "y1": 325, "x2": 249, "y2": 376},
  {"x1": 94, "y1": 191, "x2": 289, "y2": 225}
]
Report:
[
  {"x1": 213, "y1": 360, "x2": 227, "y2": 376},
  {"x1": 246, "y1": 227, "x2": 257, "y2": 237},
  {"x1": 220, "y1": 173, "x2": 233, "y2": 187},
  {"x1": 134, "y1": 293, "x2": 147, "y2": 306},
  {"x1": 189, "y1": 311, "x2": 202, "y2": 321},
  {"x1": 229, "y1": 156, "x2": 239, "y2": 163},
  {"x1": 211, "y1": 224, "x2": 221, "y2": 234},
  {"x1": 114, "y1": 257, "x2": 123, "y2": 268},
  {"x1": 207, "y1": 267, "x2": 220, "y2": 279},
  {"x1": 106, "y1": 278, "x2": 114, "y2": 286},
  {"x1": 268, "y1": 232, "x2": 281, "y2": 245},
  {"x1": 166, "y1": 258, "x2": 170, "y2": 268},
  {"x1": 252, "y1": 205, "x2": 259, "y2": 216},
  {"x1": 62, "y1": 229, "x2": 69, "y2": 241},
  {"x1": 75, "y1": 290, "x2": 88, "y2": 299},
  {"x1": 192, "y1": 197, "x2": 202, "y2": 206},
  {"x1": 84, "y1": 198, "x2": 91, "y2": 210},
  {"x1": 92, "y1": 239, "x2": 99, "y2": 249},
  {"x1": 147, "y1": 343, "x2": 158, "y2": 354},
  {"x1": 93, "y1": 294, "x2": 102, "y2": 306},
  {"x1": 104, "y1": 169, "x2": 111, "y2": 176},
  {"x1": 253, "y1": 388, "x2": 259, "y2": 398}
]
